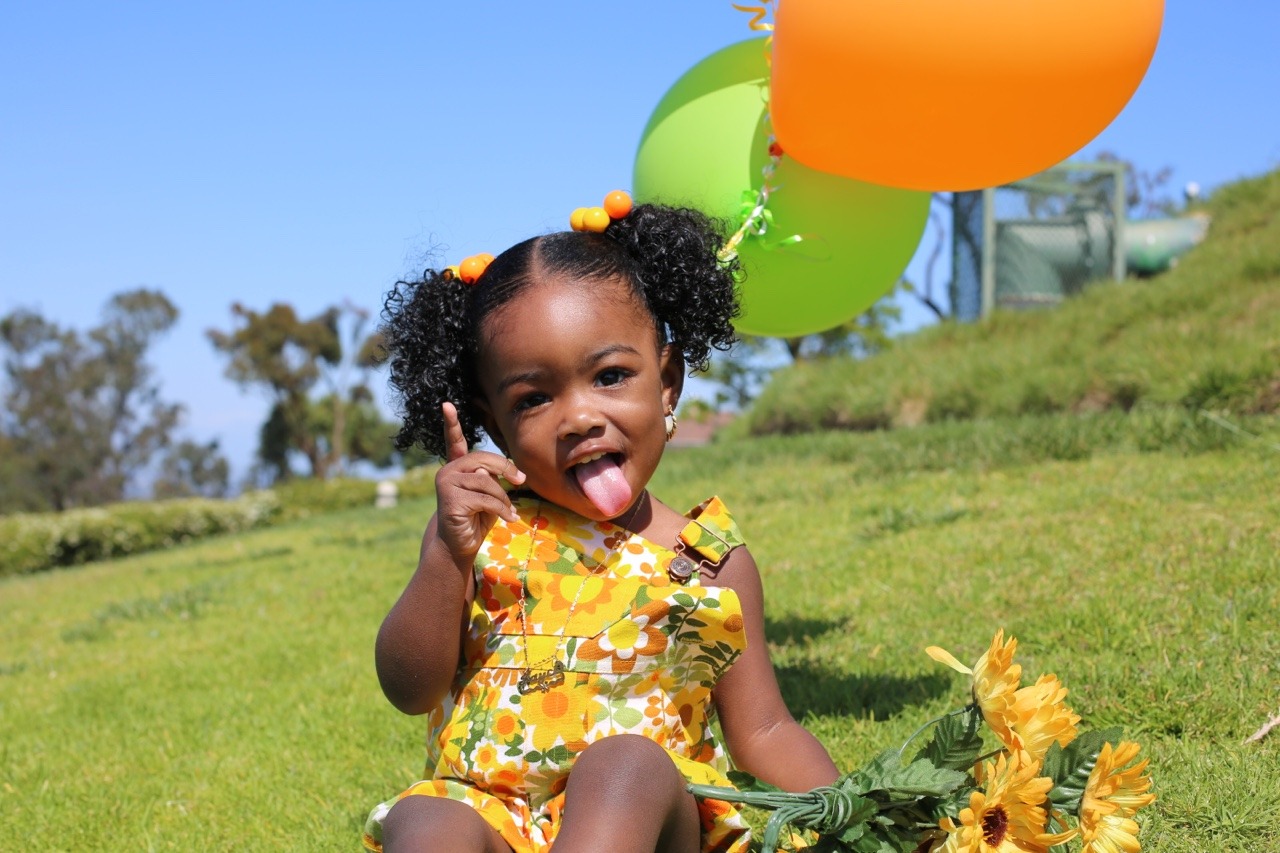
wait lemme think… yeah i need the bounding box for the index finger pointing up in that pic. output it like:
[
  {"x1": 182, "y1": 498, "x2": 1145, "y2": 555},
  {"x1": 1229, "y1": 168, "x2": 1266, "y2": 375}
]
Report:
[{"x1": 441, "y1": 401, "x2": 469, "y2": 461}]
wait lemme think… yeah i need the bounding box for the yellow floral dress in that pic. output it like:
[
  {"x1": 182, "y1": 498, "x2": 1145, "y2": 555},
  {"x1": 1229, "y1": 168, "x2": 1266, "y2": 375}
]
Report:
[{"x1": 362, "y1": 495, "x2": 751, "y2": 853}]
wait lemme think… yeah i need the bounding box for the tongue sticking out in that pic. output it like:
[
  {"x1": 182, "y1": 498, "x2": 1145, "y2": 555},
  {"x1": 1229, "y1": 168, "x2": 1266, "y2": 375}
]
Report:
[{"x1": 574, "y1": 455, "x2": 633, "y2": 518}]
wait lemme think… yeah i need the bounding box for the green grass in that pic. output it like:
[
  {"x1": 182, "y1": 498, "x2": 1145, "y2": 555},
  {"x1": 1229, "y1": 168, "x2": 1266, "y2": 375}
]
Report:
[
  {"x1": 2, "y1": 423, "x2": 1278, "y2": 850},
  {"x1": 739, "y1": 169, "x2": 1280, "y2": 437}
]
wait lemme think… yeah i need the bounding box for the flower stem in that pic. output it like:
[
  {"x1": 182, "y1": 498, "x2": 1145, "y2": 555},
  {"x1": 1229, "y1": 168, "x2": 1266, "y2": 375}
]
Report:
[{"x1": 897, "y1": 704, "x2": 976, "y2": 759}]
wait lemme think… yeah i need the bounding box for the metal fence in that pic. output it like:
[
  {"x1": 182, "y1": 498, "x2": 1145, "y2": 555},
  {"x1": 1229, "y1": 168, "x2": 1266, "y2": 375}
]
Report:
[{"x1": 950, "y1": 162, "x2": 1127, "y2": 321}]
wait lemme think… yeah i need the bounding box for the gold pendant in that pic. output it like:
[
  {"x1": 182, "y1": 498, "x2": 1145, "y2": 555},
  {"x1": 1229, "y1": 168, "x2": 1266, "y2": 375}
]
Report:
[{"x1": 517, "y1": 660, "x2": 566, "y2": 695}]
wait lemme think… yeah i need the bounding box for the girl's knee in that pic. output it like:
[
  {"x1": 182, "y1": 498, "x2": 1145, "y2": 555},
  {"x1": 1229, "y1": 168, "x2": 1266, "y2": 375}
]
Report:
[
  {"x1": 574, "y1": 734, "x2": 676, "y2": 779},
  {"x1": 382, "y1": 796, "x2": 503, "y2": 853},
  {"x1": 570, "y1": 734, "x2": 688, "y2": 802},
  {"x1": 564, "y1": 735, "x2": 700, "y2": 851}
]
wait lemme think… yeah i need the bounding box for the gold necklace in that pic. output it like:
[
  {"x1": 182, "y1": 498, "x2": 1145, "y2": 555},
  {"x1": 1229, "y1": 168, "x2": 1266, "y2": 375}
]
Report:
[{"x1": 516, "y1": 493, "x2": 645, "y2": 695}]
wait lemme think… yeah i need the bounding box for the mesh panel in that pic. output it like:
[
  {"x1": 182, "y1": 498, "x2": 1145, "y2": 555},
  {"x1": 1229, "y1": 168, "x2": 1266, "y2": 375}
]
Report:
[{"x1": 950, "y1": 163, "x2": 1125, "y2": 319}]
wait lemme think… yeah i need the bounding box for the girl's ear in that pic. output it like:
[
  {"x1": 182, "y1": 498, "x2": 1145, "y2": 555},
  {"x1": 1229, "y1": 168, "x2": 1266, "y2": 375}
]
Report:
[
  {"x1": 471, "y1": 396, "x2": 509, "y2": 455},
  {"x1": 659, "y1": 345, "x2": 685, "y2": 415}
]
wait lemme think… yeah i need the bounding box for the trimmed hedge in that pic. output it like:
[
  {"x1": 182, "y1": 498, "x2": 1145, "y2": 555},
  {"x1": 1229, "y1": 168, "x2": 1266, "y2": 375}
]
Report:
[
  {"x1": 270, "y1": 467, "x2": 436, "y2": 521},
  {"x1": 0, "y1": 466, "x2": 440, "y2": 579},
  {"x1": 1, "y1": 492, "x2": 281, "y2": 578}
]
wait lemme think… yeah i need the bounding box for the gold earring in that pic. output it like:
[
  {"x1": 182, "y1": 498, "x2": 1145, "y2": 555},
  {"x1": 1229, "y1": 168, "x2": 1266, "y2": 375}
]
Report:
[{"x1": 664, "y1": 409, "x2": 678, "y2": 442}]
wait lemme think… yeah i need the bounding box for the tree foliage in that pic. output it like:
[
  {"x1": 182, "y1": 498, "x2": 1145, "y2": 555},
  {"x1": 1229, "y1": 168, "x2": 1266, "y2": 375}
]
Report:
[
  {"x1": 207, "y1": 300, "x2": 397, "y2": 482},
  {"x1": 0, "y1": 289, "x2": 187, "y2": 512},
  {"x1": 153, "y1": 439, "x2": 231, "y2": 500}
]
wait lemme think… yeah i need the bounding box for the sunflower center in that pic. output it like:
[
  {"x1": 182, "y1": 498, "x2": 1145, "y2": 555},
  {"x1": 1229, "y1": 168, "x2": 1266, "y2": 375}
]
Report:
[{"x1": 982, "y1": 806, "x2": 1009, "y2": 846}]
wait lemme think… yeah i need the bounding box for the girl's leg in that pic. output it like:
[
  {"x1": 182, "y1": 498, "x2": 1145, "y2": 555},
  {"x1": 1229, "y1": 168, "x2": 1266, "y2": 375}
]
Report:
[
  {"x1": 552, "y1": 734, "x2": 701, "y2": 853},
  {"x1": 381, "y1": 795, "x2": 513, "y2": 853}
]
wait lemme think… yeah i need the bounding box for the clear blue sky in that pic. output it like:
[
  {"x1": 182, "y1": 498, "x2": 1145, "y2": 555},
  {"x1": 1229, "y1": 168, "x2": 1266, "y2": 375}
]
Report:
[{"x1": 3, "y1": 2, "x2": 1277, "y2": 485}]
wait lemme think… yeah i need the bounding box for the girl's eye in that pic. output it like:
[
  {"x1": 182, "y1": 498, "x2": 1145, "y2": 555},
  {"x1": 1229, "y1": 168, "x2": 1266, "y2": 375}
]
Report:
[
  {"x1": 597, "y1": 368, "x2": 630, "y2": 387},
  {"x1": 513, "y1": 393, "x2": 548, "y2": 412}
]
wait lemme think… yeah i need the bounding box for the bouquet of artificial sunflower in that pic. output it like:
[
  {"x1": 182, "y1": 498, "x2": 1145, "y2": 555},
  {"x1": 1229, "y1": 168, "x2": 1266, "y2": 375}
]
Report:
[{"x1": 688, "y1": 630, "x2": 1155, "y2": 853}]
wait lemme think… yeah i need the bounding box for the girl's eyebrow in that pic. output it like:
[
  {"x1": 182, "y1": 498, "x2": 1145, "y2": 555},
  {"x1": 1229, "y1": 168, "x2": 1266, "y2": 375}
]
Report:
[
  {"x1": 496, "y1": 369, "x2": 544, "y2": 394},
  {"x1": 585, "y1": 343, "x2": 642, "y2": 364}
]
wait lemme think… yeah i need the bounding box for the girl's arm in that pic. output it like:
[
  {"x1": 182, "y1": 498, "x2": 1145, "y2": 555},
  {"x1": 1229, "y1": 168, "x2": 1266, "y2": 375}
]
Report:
[
  {"x1": 375, "y1": 402, "x2": 525, "y2": 715},
  {"x1": 374, "y1": 513, "x2": 474, "y2": 715},
  {"x1": 712, "y1": 546, "x2": 840, "y2": 792}
]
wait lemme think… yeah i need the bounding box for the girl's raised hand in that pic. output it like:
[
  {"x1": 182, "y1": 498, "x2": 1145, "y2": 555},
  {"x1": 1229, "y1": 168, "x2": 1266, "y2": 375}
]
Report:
[{"x1": 433, "y1": 402, "x2": 525, "y2": 561}]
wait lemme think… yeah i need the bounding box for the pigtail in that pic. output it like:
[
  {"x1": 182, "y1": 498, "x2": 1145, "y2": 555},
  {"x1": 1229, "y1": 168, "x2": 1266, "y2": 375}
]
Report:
[
  {"x1": 381, "y1": 268, "x2": 481, "y2": 458},
  {"x1": 604, "y1": 204, "x2": 741, "y2": 373}
]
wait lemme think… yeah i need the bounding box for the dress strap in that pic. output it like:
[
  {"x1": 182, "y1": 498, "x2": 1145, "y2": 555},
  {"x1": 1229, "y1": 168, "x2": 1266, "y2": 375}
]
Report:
[{"x1": 676, "y1": 496, "x2": 744, "y2": 567}]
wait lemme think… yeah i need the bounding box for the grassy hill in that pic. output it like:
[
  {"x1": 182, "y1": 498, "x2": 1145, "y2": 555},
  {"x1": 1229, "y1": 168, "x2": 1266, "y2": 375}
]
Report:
[{"x1": 739, "y1": 169, "x2": 1280, "y2": 436}]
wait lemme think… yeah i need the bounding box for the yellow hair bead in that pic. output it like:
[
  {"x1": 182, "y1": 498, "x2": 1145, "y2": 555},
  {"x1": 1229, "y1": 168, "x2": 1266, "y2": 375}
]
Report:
[
  {"x1": 582, "y1": 207, "x2": 611, "y2": 233},
  {"x1": 569, "y1": 207, "x2": 588, "y2": 231}
]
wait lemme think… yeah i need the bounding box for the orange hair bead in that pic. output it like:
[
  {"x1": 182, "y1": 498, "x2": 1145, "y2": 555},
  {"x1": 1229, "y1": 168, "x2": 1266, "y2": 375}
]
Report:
[
  {"x1": 459, "y1": 254, "x2": 489, "y2": 284},
  {"x1": 582, "y1": 207, "x2": 611, "y2": 233},
  {"x1": 603, "y1": 190, "x2": 632, "y2": 219}
]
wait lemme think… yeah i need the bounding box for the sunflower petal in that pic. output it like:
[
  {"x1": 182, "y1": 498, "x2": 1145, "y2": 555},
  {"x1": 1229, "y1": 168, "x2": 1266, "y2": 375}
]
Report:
[{"x1": 926, "y1": 645, "x2": 973, "y2": 675}]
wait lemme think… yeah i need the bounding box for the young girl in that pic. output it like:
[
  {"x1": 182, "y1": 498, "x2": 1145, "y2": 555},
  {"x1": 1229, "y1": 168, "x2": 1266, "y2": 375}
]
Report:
[{"x1": 364, "y1": 195, "x2": 838, "y2": 853}]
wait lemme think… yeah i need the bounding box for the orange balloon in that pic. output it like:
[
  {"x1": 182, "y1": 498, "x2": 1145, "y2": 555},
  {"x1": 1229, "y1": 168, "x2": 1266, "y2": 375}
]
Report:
[{"x1": 771, "y1": 0, "x2": 1164, "y2": 191}]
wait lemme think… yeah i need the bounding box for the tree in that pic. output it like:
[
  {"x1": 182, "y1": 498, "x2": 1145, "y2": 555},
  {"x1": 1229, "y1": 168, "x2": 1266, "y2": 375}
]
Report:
[
  {"x1": 207, "y1": 300, "x2": 396, "y2": 481},
  {"x1": 153, "y1": 439, "x2": 231, "y2": 500},
  {"x1": 0, "y1": 289, "x2": 183, "y2": 512}
]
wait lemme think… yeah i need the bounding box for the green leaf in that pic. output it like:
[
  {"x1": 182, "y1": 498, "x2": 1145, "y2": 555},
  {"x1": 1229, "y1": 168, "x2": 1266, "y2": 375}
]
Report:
[
  {"x1": 1044, "y1": 726, "x2": 1123, "y2": 813},
  {"x1": 612, "y1": 706, "x2": 643, "y2": 728},
  {"x1": 850, "y1": 824, "x2": 912, "y2": 853},
  {"x1": 541, "y1": 744, "x2": 574, "y2": 765},
  {"x1": 835, "y1": 822, "x2": 867, "y2": 845},
  {"x1": 913, "y1": 706, "x2": 984, "y2": 771},
  {"x1": 843, "y1": 750, "x2": 968, "y2": 799},
  {"x1": 928, "y1": 785, "x2": 974, "y2": 822}
]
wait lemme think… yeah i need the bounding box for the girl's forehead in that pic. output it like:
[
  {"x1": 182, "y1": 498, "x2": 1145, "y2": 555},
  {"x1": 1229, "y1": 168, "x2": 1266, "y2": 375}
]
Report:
[
  {"x1": 477, "y1": 275, "x2": 660, "y2": 366},
  {"x1": 485, "y1": 275, "x2": 650, "y2": 331}
]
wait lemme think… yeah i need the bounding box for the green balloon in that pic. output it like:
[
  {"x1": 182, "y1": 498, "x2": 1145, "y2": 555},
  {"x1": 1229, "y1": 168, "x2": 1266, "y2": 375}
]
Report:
[{"x1": 633, "y1": 38, "x2": 930, "y2": 338}]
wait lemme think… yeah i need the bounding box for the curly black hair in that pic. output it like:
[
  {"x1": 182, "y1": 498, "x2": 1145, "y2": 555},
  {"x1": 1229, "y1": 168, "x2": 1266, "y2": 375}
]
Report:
[{"x1": 381, "y1": 203, "x2": 742, "y2": 458}]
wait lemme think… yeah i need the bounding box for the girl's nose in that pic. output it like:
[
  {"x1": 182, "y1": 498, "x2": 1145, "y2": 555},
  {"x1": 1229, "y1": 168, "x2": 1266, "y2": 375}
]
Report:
[{"x1": 558, "y1": 395, "x2": 605, "y2": 439}]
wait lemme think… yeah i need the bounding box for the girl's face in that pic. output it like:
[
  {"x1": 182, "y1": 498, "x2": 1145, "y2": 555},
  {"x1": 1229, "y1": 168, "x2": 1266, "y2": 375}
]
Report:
[{"x1": 473, "y1": 276, "x2": 682, "y2": 522}]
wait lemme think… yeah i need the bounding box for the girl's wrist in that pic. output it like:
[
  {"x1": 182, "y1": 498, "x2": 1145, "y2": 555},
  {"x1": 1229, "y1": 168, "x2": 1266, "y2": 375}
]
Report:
[{"x1": 423, "y1": 534, "x2": 475, "y2": 580}]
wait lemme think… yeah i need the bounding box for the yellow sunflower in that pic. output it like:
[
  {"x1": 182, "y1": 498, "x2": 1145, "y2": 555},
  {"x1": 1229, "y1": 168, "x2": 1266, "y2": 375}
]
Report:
[
  {"x1": 1005, "y1": 674, "x2": 1081, "y2": 764},
  {"x1": 927, "y1": 630, "x2": 1022, "y2": 746},
  {"x1": 937, "y1": 753, "x2": 1072, "y2": 853},
  {"x1": 1078, "y1": 741, "x2": 1155, "y2": 853}
]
